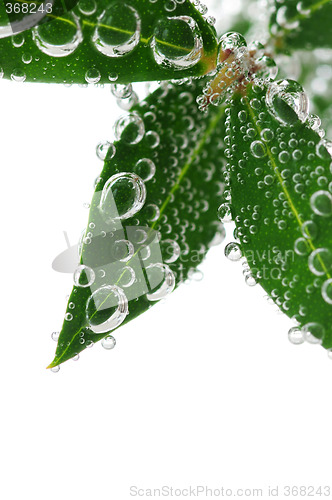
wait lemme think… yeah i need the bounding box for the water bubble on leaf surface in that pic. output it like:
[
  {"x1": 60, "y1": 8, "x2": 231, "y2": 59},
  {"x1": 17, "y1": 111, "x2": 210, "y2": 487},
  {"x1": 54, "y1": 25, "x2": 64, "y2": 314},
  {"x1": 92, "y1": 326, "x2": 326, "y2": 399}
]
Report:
[
  {"x1": 151, "y1": 16, "x2": 203, "y2": 69},
  {"x1": 92, "y1": 2, "x2": 141, "y2": 57},
  {"x1": 308, "y1": 248, "x2": 332, "y2": 276},
  {"x1": 134, "y1": 158, "x2": 156, "y2": 182},
  {"x1": 73, "y1": 265, "x2": 96, "y2": 288},
  {"x1": 99, "y1": 173, "x2": 146, "y2": 221},
  {"x1": 114, "y1": 114, "x2": 145, "y2": 144},
  {"x1": 302, "y1": 322, "x2": 324, "y2": 344},
  {"x1": 301, "y1": 220, "x2": 318, "y2": 239},
  {"x1": 146, "y1": 263, "x2": 175, "y2": 301},
  {"x1": 11, "y1": 68, "x2": 26, "y2": 82},
  {"x1": 111, "y1": 239, "x2": 135, "y2": 262},
  {"x1": 322, "y1": 279, "x2": 332, "y2": 304},
  {"x1": 218, "y1": 32, "x2": 247, "y2": 62},
  {"x1": 86, "y1": 285, "x2": 128, "y2": 334},
  {"x1": 160, "y1": 239, "x2": 181, "y2": 263},
  {"x1": 250, "y1": 140, "x2": 267, "y2": 158},
  {"x1": 310, "y1": 190, "x2": 332, "y2": 217},
  {"x1": 32, "y1": 13, "x2": 83, "y2": 57},
  {"x1": 85, "y1": 68, "x2": 101, "y2": 84},
  {"x1": 78, "y1": 0, "x2": 97, "y2": 16},
  {"x1": 266, "y1": 79, "x2": 309, "y2": 125},
  {"x1": 113, "y1": 266, "x2": 136, "y2": 288}
]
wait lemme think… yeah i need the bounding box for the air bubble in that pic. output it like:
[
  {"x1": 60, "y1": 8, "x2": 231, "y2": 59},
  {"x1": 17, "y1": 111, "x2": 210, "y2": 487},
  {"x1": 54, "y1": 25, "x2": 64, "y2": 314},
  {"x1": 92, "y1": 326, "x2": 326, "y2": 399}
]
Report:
[
  {"x1": 276, "y1": 5, "x2": 300, "y2": 30},
  {"x1": 146, "y1": 263, "x2": 176, "y2": 301},
  {"x1": 86, "y1": 285, "x2": 128, "y2": 334},
  {"x1": 73, "y1": 265, "x2": 95, "y2": 288},
  {"x1": 101, "y1": 335, "x2": 116, "y2": 350},
  {"x1": 308, "y1": 248, "x2": 332, "y2": 276},
  {"x1": 160, "y1": 239, "x2": 181, "y2": 263},
  {"x1": 143, "y1": 203, "x2": 160, "y2": 222},
  {"x1": 92, "y1": 3, "x2": 141, "y2": 58},
  {"x1": 261, "y1": 128, "x2": 274, "y2": 142},
  {"x1": 224, "y1": 242, "x2": 242, "y2": 261},
  {"x1": 245, "y1": 273, "x2": 257, "y2": 287},
  {"x1": 96, "y1": 141, "x2": 116, "y2": 161},
  {"x1": 322, "y1": 279, "x2": 332, "y2": 304},
  {"x1": 111, "y1": 83, "x2": 133, "y2": 99},
  {"x1": 112, "y1": 240, "x2": 135, "y2": 263},
  {"x1": 99, "y1": 173, "x2": 146, "y2": 221},
  {"x1": 302, "y1": 322, "x2": 324, "y2": 344},
  {"x1": 266, "y1": 79, "x2": 309, "y2": 125},
  {"x1": 218, "y1": 203, "x2": 232, "y2": 223},
  {"x1": 85, "y1": 68, "x2": 101, "y2": 84},
  {"x1": 255, "y1": 56, "x2": 278, "y2": 80},
  {"x1": 145, "y1": 131, "x2": 160, "y2": 149},
  {"x1": 288, "y1": 327, "x2": 304, "y2": 345},
  {"x1": 250, "y1": 140, "x2": 267, "y2": 158},
  {"x1": 11, "y1": 68, "x2": 26, "y2": 82},
  {"x1": 114, "y1": 113, "x2": 145, "y2": 144},
  {"x1": 32, "y1": 13, "x2": 83, "y2": 57},
  {"x1": 22, "y1": 53, "x2": 32, "y2": 64},
  {"x1": 151, "y1": 16, "x2": 203, "y2": 69},
  {"x1": 218, "y1": 32, "x2": 247, "y2": 61},
  {"x1": 310, "y1": 190, "x2": 332, "y2": 217},
  {"x1": 301, "y1": 220, "x2": 318, "y2": 240},
  {"x1": 51, "y1": 331, "x2": 59, "y2": 341},
  {"x1": 296, "y1": 1, "x2": 311, "y2": 15},
  {"x1": 78, "y1": 0, "x2": 97, "y2": 16},
  {"x1": 114, "y1": 266, "x2": 136, "y2": 288},
  {"x1": 134, "y1": 158, "x2": 156, "y2": 182}
]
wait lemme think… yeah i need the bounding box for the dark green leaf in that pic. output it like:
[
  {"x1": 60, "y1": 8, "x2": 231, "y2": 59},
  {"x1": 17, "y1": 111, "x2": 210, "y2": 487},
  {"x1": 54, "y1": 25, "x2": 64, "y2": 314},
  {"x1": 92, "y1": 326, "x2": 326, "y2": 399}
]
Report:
[
  {"x1": 225, "y1": 80, "x2": 332, "y2": 348},
  {"x1": 270, "y1": 0, "x2": 332, "y2": 53},
  {"x1": 48, "y1": 77, "x2": 226, "y2": 368},
  {"x1": 0, "y1": 0, "x2": 218, "y2": 84}
]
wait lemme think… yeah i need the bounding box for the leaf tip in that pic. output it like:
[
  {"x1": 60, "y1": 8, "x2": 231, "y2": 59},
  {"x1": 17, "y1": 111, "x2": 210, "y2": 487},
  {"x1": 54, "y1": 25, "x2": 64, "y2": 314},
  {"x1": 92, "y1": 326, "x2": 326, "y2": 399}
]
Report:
[{"x1": 46, "y1": 360, "x2": 57, "y2": 370}]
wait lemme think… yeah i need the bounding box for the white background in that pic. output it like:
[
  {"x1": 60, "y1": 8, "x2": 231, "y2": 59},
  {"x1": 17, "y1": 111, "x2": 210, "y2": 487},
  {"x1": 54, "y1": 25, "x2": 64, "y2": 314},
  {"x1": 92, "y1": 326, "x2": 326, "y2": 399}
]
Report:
[{"x1": 1, "y1": 1, "x2": 332, "y2": 500}]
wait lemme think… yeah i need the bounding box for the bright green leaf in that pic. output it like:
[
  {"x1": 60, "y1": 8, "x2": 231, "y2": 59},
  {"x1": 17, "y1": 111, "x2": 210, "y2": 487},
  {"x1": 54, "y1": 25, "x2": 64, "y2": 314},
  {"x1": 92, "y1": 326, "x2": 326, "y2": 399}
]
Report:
[
  {"x1": 270, "y1": 0, "x2": 332, "y2": 53},
  {"x1": 0, "y1": 0, "x2": 218, "y2": 84},
  {"x1": 48, "y1": 78, "x2": 226, "y2": 368},
  {"x1": 224, "y1": 80, "x2": 332, "y2": 348}
]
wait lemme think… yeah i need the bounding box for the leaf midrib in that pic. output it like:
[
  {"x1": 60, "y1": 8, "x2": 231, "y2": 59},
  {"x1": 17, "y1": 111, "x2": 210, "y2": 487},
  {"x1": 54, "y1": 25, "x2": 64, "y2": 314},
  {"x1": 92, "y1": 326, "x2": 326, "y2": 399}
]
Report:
[
  {"x1": 40, "y1": 15, "x2": 208, "y2": 57},
  {"x1": 245, "y1": 97, "x2": 331, "y2": 280}
]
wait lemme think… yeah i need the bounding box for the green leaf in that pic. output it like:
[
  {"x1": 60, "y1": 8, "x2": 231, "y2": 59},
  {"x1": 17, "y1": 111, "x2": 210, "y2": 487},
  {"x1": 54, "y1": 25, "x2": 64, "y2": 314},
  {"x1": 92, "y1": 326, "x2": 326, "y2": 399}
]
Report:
[
  {"x1": 0, "y1": 0, "x2": 218, "y2": 84},
  {"x1": 48, "y1": 78, "x2": 226, "y2": 368},
  {"x1": 270, "y1": 0, "x2": 332, "y2": 53},
  {"x1": 224, "y1": 80, "x2": 332, "y2": 348}
]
